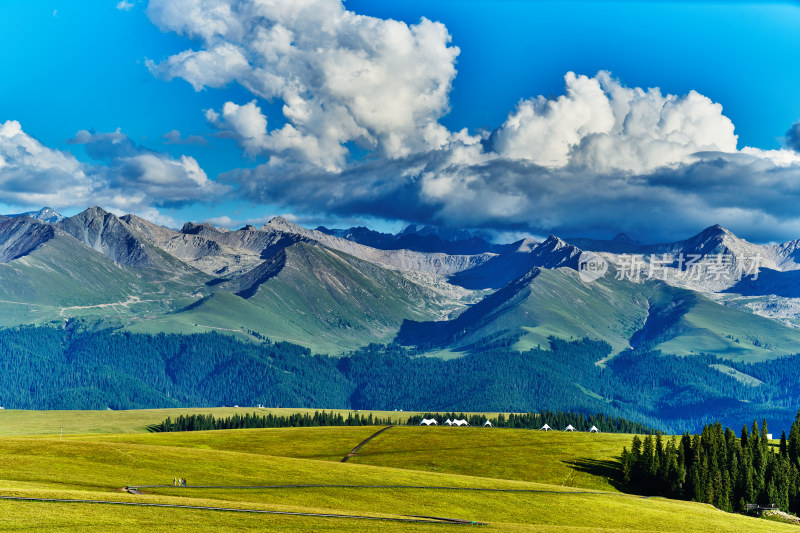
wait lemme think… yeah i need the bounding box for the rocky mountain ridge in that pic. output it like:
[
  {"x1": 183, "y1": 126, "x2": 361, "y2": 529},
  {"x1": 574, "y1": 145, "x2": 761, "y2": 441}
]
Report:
[{"x1": 2, "y1": 206, "x2": 800, "y2": 357}]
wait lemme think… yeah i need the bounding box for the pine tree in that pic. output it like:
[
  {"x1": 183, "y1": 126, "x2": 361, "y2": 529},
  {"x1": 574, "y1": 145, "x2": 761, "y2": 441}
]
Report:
[
  {"x1": 655, "y1": 432, "x2": 666, "y2": 486},
  {"x1": 666, "y1": 439, "x2": 686, "y2": 498},
  {"x1": 621, "y1": 447, "x2": 632, "y2": 485},
  {"x1": 789, "y1": 416, "x2": 800, "y2": 468},
  {"x1": 743, "y1": 455, "x2": 756, "y2": 506},
  {"x1": 642, "y1": 435, "x2": 656, "y2": 493},
  {"x1": 781, "y1": 431, "x2": 789, "y2": 459}
]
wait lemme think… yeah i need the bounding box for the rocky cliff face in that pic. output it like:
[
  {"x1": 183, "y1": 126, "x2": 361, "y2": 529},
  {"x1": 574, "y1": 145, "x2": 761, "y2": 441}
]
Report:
[
  {"x1": 56, "y1": 207, "x2": 160, "y2": 268},
  {"x1": 0, "y1": 216, "x2": 58, "y2": 263}
]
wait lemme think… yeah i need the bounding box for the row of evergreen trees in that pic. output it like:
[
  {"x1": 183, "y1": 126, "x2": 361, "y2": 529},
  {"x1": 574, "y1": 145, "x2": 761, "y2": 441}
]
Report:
[
  {"x1": 155, "y1": 411, "x2": 398, "y2": 432},
  {"x1": 622, "y1": 411, "x2": 800, "y2": 514}
]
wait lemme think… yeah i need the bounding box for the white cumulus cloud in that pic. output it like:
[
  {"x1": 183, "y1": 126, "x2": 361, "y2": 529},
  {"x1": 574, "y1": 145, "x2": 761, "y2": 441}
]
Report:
[
  {"x1": 147, "y1": 0, "x2": 460, "y2": 170},
  {"x1": 491, "y1": 71, "x2": 738, "y2": 173},
  {"x1": 0, "y1": 120, "x2": 228, "y2": 221},
  {"x1": 0, "y1": 120, "x2": 93, "y2": 208},
  {"x1": 221, "y1": 70, "x2": 800, "y2": 243}
]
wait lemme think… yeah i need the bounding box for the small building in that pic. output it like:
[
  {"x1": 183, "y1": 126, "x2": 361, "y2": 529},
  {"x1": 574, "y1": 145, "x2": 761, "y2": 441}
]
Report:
[
  {"x1": 589, "y1": 425, "x2": 600, "y2": 433},
  {"x1": 564, "y1": 424, "x2": 575, "y2": 432},
  {"x1": 483, "y1": 420, "x2": 493, "y2": 427},
  {"x1": 419, "y1": 418, "x2": 438, "y2": 426},
  {"x1": 444, "y1": 419, "x2": 454, "y2": 426},
  {"x1": 541, "y1": 424, "x2": 551, "y2": 431},
  {"x1": 453, "y1": 419, "x2": 469, "y2": 426}
]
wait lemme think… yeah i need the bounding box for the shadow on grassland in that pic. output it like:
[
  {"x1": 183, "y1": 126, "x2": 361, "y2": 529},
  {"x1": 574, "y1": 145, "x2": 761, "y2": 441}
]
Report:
[{"x1": 564, "y1": 458, "x2": 626, "y2": 491}]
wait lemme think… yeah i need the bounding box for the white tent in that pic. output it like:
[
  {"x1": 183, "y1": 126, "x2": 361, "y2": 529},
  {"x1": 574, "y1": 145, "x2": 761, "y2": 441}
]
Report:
[
  {"x1": 483, "y1": 420, "x2": 493, "y2": 427},
  {"x1": 540, "y1": 424, "x2": 551, "y2": 431},
  {"x1": 419, "y1": 418, "x2": 438, "y2": 426},
  {"x1": 564, "y1": 424, "x2": 575, "y2": 432},
  {"x1": 589, "y1": 425, "x2": 599, "y2": 433},
  {"x1": 453, "y1": 419, "x2": 469, "y2": 426},
  {"x1": 444, "y1": 419, "x2": 454, "y2": 426}
]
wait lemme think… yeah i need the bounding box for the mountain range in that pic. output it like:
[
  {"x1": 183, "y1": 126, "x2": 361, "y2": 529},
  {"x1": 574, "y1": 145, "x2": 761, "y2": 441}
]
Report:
[
  {"x1": 4, "y1": 206, "x2": 800, "y2": 428},
  {"x1": 1, "y1": 206, "x2": 800, "y2": 360}
]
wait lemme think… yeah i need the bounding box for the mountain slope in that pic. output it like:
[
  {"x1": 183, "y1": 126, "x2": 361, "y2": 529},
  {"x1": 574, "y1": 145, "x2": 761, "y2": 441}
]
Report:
[
  {"x1": 122, "y1": 215, "x2": 276, "y2": 276},
  {"x1": 448, "y1": 235, "x2": 581, "y2": 289},
  {"x1": 2, "y1": 206, "x2": 800, "y2": 360},
  {"x1": 398, "y1": 265, "x2": 800, "y2": 360},
  {"x1": 0, "y1": 214, "x2": 212, "y2": 326},
  {"x1": 265, "y1": 217, "x2": 494, "y2": 276},
  {"x1": 0, "y1": 216, "x2": 59, "y2": 263},
  {"x1": 0, "y1": 219, "x2": 155, "y2": 323},
  {"x1": 8, "y1": 207, "x2": 64, "y2": 223},
  {"x1": 55, "y1": 207, "x2": 204, "y2": 279},
  {"x1": 162, "y1": 241, "x2": 463, "y2": 353}
]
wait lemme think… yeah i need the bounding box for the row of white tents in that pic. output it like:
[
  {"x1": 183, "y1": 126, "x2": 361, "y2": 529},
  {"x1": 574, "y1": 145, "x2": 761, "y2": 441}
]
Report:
[
  {"x1": 419, "y1": 419, "x2": 600, "y2": 432},
  {"x1": 419, "y1": 418, "x2": 493, "y2": 427},
  {"x1": 541, "y1": 424, "x2": 600, "y2": 432}
]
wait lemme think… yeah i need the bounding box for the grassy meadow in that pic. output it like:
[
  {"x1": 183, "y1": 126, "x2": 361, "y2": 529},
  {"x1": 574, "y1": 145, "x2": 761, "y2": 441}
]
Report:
[{"x1": 0, "y1": 408, "x2": 797, "y2": 531}]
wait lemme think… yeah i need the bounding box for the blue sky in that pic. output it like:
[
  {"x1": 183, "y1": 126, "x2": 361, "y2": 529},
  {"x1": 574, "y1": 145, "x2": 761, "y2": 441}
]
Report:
[{"x1": 2, "y1": 1, "x2": 800, "y2": 242}]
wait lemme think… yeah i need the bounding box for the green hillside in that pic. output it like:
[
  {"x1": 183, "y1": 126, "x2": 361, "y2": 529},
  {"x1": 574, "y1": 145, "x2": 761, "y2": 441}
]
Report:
[
  {"x1": 0, "y1": 218, "x2": 211, "y2": 328},
  {"x1": 0, "y1": 234, "x2": 195, "y2": 326},
  {"x1": 154, "y1": 242, "x2": 458, "y2": 354},
  {"x1": 656, "y1": 297, "x2": 800, "y2": 359},
  {"x1": 399, "y1": 266, "x2": 800, "y2": 361},
  {"x1": 0, "y1": 232, "x2": 461, "y2": 354}
]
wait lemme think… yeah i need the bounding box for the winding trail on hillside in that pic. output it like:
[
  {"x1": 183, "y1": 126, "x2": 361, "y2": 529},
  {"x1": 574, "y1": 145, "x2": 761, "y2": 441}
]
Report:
[
  {"x1": 0, "y1": 494, "x2": 484, "y2": 526},
  {"x1": 340, "y1": 425, "x2": 393, "y2": 462},
  {"x1": 125, "y1": 483, "x2": 624, "y2": 496}
]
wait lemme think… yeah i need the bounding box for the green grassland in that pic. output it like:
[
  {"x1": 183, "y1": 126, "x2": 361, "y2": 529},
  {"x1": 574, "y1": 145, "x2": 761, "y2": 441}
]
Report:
[{"x1": 0, "y1": 409, "x2": 798, "y2": 531}]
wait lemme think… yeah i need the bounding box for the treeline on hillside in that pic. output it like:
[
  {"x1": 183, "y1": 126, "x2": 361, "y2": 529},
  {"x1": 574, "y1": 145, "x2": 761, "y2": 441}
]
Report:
[
  {"x1": 155, "y1": 409, "x2": 654, "y2": 433},
  {"x1": 622, "y1": 412, "x2": 800, "y2": 514},
  {"x1": 2, "y1": 324, "x2": 800, "y2": 433},
  {"x1": 155, "y1": 411, "x2": 398, "y2": 432}
]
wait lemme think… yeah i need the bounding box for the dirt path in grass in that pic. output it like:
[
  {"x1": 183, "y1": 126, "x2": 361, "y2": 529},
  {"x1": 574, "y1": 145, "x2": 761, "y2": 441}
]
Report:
[
  {"x1": 126, "y1": 483, "x2": 613, "y2": 495},
  {"x1": 0, "y1": 494, "x2": 484, "y2": 526},
  {"x1": 340, "y1": 425, "x2": 393, "y2": 462}
]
